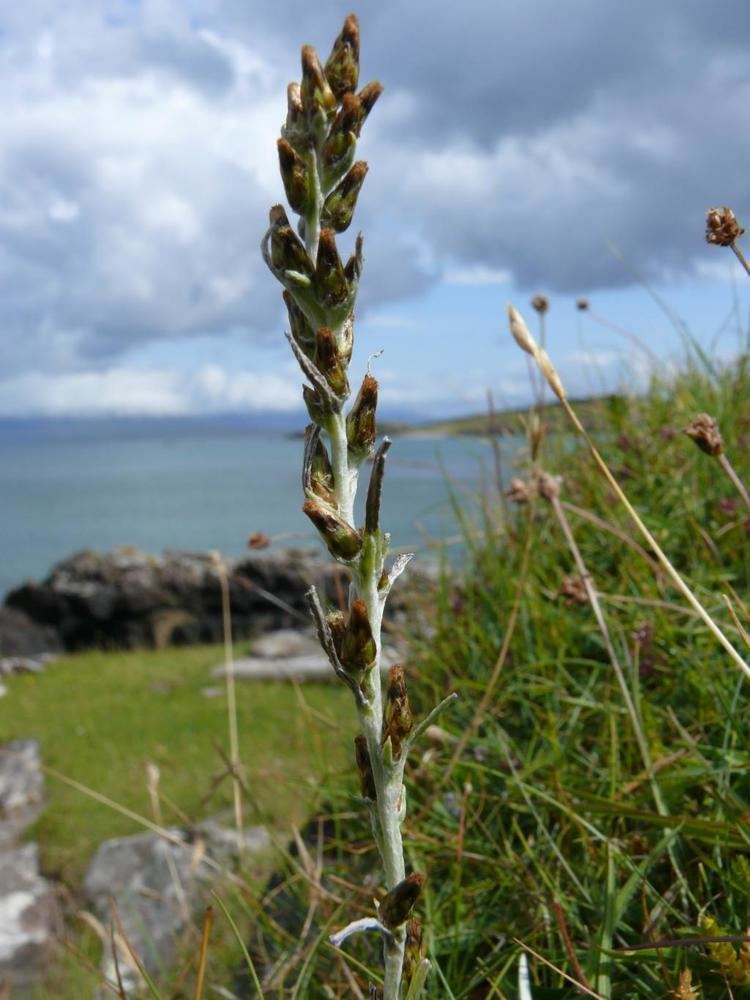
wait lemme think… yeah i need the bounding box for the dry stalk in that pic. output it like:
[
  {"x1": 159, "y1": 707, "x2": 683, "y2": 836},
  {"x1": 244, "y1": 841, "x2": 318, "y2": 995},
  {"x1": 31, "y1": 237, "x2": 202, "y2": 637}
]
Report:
[{"x1": 210, "y1": 551, "x2": 245, "y2": 856}]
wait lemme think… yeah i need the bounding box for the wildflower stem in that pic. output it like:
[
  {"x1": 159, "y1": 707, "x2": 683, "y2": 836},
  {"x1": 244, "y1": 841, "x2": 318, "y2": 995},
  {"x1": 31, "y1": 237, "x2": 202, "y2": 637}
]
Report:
[
  {"x1": 717, "y1": 452, "x2": 750, "y2": 514},
  {"x1": 264, "y1": 20, "x2": 428, "y2": 996},
  {"x1": 326, "y1": 408, "x2": 357, "y2": 525},
  {"x1": 730, "y1": 241, "x2": 750, "y2": 280}
]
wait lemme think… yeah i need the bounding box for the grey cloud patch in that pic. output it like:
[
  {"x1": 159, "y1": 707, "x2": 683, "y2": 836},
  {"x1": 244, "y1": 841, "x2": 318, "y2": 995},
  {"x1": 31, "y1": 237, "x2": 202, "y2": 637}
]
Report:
[
  {"x1": 0, "y1": 0, "x2": 748, "y2": 395},
  {"x1": 216, "y1": 0, "x2": 750, "y2": 291}
]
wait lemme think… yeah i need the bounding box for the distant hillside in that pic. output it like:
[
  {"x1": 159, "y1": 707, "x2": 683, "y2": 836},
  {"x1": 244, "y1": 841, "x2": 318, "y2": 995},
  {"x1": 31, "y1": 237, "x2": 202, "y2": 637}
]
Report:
[{"x1": 387, "y1": 394, "x2": 620, "y2": 437}]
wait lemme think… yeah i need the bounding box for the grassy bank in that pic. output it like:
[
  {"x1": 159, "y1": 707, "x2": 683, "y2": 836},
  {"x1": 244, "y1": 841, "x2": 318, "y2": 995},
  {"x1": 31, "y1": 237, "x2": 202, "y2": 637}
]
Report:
[
  {"x1": 238, "y1": 353, "x2": 750, "y2": 998},
  {"x1": 406, "y1": 356, "x2": 750, "y2": 997}
]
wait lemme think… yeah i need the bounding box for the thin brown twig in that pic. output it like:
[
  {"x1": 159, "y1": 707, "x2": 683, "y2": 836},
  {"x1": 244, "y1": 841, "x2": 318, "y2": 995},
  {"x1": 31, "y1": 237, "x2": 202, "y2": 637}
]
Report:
[
  {"x1": 214, "y1": 554, "x2": 245, "y2": 857},
  {"x1": 193, "y1": 906, "x2": 213, "y2": 1000},
  {"x1": 110, "y1": 921, "x2": 127, "y2": 999},
  {"x1": 551, "y1": 902, "x2": 592, "y2": 994},
  {"x1": 513, "y1": 939, "x2": 606, "y2": 1000}
]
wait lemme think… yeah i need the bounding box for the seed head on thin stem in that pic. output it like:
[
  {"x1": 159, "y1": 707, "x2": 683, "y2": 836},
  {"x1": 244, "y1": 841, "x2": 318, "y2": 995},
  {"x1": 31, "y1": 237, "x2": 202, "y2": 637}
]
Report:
[
  {"x1": 705, "y1": 207, "x2": 745, "y2": 247},
  {"x1": 684, "y1": 413, "x2": 724, "y2": 456},
  {"x1": 506, "y1": 478, "x2": 533, "y2": 505},
  {"x1": 507, "y1": 304, "x2": 566, "y2": 402}
]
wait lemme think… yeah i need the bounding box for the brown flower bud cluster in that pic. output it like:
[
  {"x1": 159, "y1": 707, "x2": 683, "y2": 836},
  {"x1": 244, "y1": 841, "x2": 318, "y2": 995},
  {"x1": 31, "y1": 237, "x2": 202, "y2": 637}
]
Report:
[
  {"x1": 684, "y1": 413, "x2": 724, "y2": 457},
  {"x1": 326, "y1": 599, "x2": 377, "y2": 675},
  {"x1": 382, "y1": 665, "x2": 414, "y2": 758},
  {"x1": 537, "y1": 471, "x2": 562, "y2": 501},
  {"x1": 705, "y1": 207, "x2": 745, "y2": 247}
]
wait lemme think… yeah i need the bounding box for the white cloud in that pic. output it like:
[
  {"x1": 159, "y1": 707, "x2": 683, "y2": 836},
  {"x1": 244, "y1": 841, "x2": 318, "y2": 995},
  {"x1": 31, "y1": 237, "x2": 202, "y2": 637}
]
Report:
[
  {"x1": 443, "y1": 265, "x2": 512, "y2": 287},
  {"x1": 0, "y1": 365, "x2": 301, "y2": 416}
]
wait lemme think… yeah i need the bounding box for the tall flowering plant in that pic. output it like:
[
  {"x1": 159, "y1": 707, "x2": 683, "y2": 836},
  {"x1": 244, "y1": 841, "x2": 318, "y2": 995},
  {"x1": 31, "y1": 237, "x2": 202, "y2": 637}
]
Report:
[{"x1": 261, "y1": 15, "x2": 453, "y2": 999}]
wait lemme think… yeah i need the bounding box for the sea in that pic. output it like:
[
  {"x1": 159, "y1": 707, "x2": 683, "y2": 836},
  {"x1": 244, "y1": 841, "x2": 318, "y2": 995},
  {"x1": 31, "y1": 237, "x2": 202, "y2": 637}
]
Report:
[{"x1": 0, "y1": 416, "x2": 517, "y2": 600}]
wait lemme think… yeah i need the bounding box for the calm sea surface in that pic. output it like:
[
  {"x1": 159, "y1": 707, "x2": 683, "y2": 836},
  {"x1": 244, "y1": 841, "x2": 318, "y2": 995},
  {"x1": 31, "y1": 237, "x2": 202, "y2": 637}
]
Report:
[{"x1": 0, "y1": 418, "x2": 517, "y2": 599}]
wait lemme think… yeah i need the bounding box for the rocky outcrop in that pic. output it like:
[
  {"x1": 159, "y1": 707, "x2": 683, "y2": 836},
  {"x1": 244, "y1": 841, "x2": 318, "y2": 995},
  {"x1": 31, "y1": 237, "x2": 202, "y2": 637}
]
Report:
[
  {"x1": 4, "y1": 547, "x2": 349, "y2": 652},
  {"x1": 4, "y1": 547, "x2": 436, "y2": 654}
]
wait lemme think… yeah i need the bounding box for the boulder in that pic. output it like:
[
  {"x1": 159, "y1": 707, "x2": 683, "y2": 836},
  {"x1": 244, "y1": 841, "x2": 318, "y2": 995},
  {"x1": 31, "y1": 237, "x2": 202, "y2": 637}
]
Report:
[
  {"x1": 84, "y1": 822, "x2": 269, "y2": 995},
  {"x1": 4, "y1": 548, "x2": 349, "y2": 652},
  {"x1": 0, "y1": 607, "x2": 62, "y2": 659},
  {"x1": 0, "y1": 844, "x2": 60, "y2": 993},
  {"x1": 4, "y1": 546, "x2": 439, "y2": 654}
]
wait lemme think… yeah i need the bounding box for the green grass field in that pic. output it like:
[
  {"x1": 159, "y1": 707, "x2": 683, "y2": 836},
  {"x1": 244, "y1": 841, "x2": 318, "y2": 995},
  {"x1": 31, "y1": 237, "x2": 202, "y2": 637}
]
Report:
[
  {"x1": 0, "y1": 644, "x2": 355, "y2": 997},
  {"x1": 1, "y1": 645, "x2": 354, "y2": 884}
]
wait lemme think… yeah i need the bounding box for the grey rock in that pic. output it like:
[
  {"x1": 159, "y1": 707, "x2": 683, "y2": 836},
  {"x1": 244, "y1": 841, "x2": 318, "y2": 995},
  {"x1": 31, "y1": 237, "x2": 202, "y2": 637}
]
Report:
[
  {"x1": 4, "y1": 548, "x2": 348, "y2": 652},
  {"x1": 0, "y1": 741, "x2": 44, "y2": 849},
  {"x1": 0, "y1": 844, "x2": 60, "y2": 991},
  {"x1": 0, "y1": 656, "x2": 55, "y2": 678},
  {"x1": 211, "y1": 644, "x2": 400, "y2": 683},
  {"x1": 3, "y1": 546, "x2": 435, "y2": 654},
  {"x1": 84, "y1": 829, "x2": 202, "y2": 995},
  {"x1": 0, "y1": 607, "x2": 62, "y2": 659},
  {"x1": 84, "y1": 821, "x2": 269, "y2": 995},
  {"x1": 250, "y1": 628, "x2": 320, "y2": 659},
  {"x1": 194, "y1": 819, "x2": 270, "y2": 868}
]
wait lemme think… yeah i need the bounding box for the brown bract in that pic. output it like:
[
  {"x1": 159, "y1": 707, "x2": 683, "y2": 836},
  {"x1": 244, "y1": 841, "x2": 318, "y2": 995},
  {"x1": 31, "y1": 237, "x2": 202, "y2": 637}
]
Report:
[{"x1": 378, "y1": 873, "x2": 425, "y2": 929}]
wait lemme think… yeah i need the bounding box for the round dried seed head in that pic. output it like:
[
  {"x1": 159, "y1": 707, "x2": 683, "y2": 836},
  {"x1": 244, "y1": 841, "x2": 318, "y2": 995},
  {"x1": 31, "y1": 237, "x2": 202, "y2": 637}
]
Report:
[
  {"x1": 684, "y1": 413, "x2": 724, "y2": 456},
  {"x1": 705, "y1": 207, "x2": 745, "y2": 247}
]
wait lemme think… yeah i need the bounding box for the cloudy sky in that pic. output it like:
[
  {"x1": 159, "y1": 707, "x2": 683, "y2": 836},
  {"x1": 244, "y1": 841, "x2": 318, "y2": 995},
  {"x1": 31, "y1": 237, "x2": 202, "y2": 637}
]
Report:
[{"x1": 0, "y1": 0, "x2": 749, "y2": 419}]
